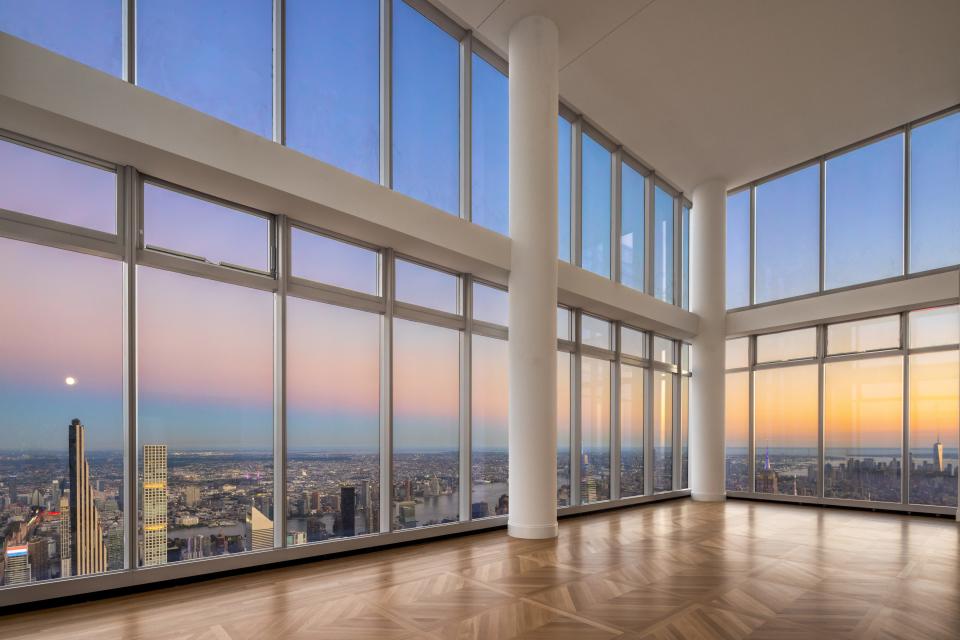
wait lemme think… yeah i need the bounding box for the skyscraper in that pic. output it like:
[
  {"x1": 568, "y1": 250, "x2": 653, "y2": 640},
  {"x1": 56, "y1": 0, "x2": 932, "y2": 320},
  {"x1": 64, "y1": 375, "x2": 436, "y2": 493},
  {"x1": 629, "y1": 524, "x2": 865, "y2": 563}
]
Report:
[
  {"x1": 142, "y1": 444, "x2": 168, "y2": 567},
  {"x1": 58, "y1": 494, "x2": 72, "y2": 578},
  {"x1": 3, "y1": 546, "x2": 31, "y2": 586},
  {"x1": 934, "y1": 436, "x2": 944, "y2": 473},
  {"x1": 68, "y1": 419, "x2": 107, "y2": 576},
  {"x1": 340, "y1": 486, "x2": 356, "y2": 537},
  {"x1": 248, "y1": 506, "x2": 274, "y2": 551},
  {"x1": 184, "y1": 485, "x2": 201, "y2": 507}
]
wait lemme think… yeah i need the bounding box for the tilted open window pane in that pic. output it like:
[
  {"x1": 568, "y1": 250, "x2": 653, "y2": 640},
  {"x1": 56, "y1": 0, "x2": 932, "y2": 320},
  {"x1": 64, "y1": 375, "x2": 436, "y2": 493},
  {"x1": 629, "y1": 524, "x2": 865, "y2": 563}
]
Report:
[
  {"x1": 0, "y1": 138, "x2": 117, "y2": 234},
  {"x1": 581, "y1": 133, "x2": 612, "y2": 278},
  {"x1": 909, "y1": 111, "x2": 960, "y2": 273},
  {"x1": 286, "y1": 0, "x2": 380, "y2": 182},
  {"x1": 908, "y1": 351, "x2": 959, "y2": 507},
  {"x1": 286, "y1": 298, "x2": 380, "y2": 543},
  {"x1": 392, "y1": 0, "x2": 459, "y2": 215},
  {"x1": 725, "y1": 371, "x2": 749, "y2": 491},
  {"x1": 580, "y1": 357, "x2": 611, "y2": 503},
  {"x1": 557, "y1": 307, "x2": 572, "y2": 341},
  {"x1": 138, "y1": 267, "x2": 275, "y2": 564},
  {"x1": 726, "y1": 190, "x2": 750, "y2": 309},
  {"x1": 620, "y1": 163, "x2": 646, "y2": 291},
  {"x1": 143, "y1": 183, "x2": 272, "y2": 273},
  {"x1": 0, "y1": 0, "x2": 122, "y2": 76},
  {"x1": 472, "y1": 282, "x2": 508, "y2": 327},
  {"x1": 395, "y1": 259, "x2": 459, "y2": 314},
  {"x1": 137, "y1": 0, "x2": 274, "y2": 138},
  {"x1": 392, "y1": 319, "x2": 460, "y2": 527},
  {"x1": 756, "y1": 327, "x2": 817, "y2": 363},
  {"x1": 471, "y1": 54, "x2": 509, "y2": 235},
  {"x1": 653, "y1": 336, "x2": 675, "y2": 364},
  {"x1": 581, "y1": 314, "x2": 612, "y2": 350},
  {"x1": 620, "y1": 364, "x2": 645, "y2": 498},
  {"x1": 824, "y1": 134, "x2": 904, "y2": 290},
  {"x1": 557, "y1": 352, "x2": 572, "y2": 507},
  {"x1": 755, "y1": 164, "x2": 820, "y2": 303},
  {"x1": 725, "y1": 337, "x2": 750, "y2": 369},
  {"x1": 827, "y1": 315, "x2": 900, "y2": 355},
  {"x1": 471, "y1": 335, "x2": 508, "y2": 518},
  {"x1": 653, "y1": 186, "x2": 675, "y2": 304},
  {"x1": 0, "y1": 238, "x2": 124, "y2": 585},
  {"x1": 754, "y1": 365, "x2": 819, "y2": 496},
  {"x1": 824, "y1": 356, "x2": 903, "y2": 502},
  {"x1": 620, "y1": 326, "x2": 647, "y2": 358},
  {"x1": 908, "y1": 305, "x2": 959, "y2": 349},
  {"x1": 291, "y1": 228, "x2": 379, "y2": 295}
]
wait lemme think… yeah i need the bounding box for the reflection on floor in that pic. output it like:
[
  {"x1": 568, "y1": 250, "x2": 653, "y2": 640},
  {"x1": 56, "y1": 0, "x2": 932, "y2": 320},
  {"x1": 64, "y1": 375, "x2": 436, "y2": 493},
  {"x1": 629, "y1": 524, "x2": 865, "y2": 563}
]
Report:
[{"x1": 2, "y1": 499, "x2": 959, "y2": 639}]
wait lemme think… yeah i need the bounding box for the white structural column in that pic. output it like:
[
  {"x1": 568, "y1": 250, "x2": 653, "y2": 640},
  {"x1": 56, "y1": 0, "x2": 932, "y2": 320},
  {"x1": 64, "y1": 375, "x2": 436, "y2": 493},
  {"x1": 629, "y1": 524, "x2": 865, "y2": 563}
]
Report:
[
  {"x1": 507, "y1": 16, "x2": 560, "y2": 539},
  {"x1": 690, "y1": 179, "x2": 728, "y2": 501}
]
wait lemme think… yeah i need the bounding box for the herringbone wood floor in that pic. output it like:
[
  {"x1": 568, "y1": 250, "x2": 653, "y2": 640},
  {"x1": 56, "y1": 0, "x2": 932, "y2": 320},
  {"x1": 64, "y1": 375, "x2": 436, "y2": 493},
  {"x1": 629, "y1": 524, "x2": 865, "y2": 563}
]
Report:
[{"x1": 2, "y1": 499, "x2": 958, "y2": 639}]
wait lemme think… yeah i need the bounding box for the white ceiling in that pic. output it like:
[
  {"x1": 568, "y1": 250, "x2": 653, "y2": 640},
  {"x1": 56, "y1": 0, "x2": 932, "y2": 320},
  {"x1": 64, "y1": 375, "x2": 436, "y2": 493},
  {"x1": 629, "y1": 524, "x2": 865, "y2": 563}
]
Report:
[{"x1": 438, "y1": 0, "x2": 960, "y2": 193}]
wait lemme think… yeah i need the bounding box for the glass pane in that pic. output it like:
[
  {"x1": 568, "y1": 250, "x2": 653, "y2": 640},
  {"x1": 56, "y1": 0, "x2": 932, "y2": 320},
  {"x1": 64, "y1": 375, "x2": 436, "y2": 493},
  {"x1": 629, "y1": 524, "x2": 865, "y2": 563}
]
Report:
[
  {"x1": 392, "y1": 319, "x2": 459, "y2": 527},
  {"x1": 909, "y1": 351, "x2": 959, "y2": 506},
  {"x1": 286, "y1": 299, "x2": 380, "y2": 543},
  {"x1": 824, "y1": 356, "x2": 903, "y2": 502},
  {"x1": 653, "y1": 336, "x2": 675, "y2": 364},
  {"x1": 471, "y1": 336, "x2": 508, "y2": 518},
  {"x1": 143, "y1": 183, "x2": 271, "y2": 272},
  {"x1": 825, "y1": 134, "x2": 904, "y2": 289},
  {"x1": 392, "y1": 0, "x2": 459, "y2": 215},
  {"x1": 827, "y1": 315, "x2": 900, "y2": 355},
  {"x1": 0, "y1": 138, "x2": 117, "y2": 234},
  {"x1": 725, "y1": 337, "x2": 749, "y2": 369},
  {"x1": 909, "y1": 305, "x2": 960, "y2": 349},
  {"x1": 557, "y1": 352, "x2": 571, "y2": 507},
  {"x1": 680, "y1": 376, "x2": 689, "y2": 489},
  {"x1": 0, "y1": 0, "x2": 121, "y2": 76},
  {"x1": 653, "y1": 186, "x2": 675, "y2": 303},
  {"x1": 726, "y1": 190, "x2": 750, "y2": 309},
  {"x1": 620, "y1": 364, "x2": 644, "y2": 498},
  {"x1": 581, "y1": 133, "x2": 612, "y2": 278},
  {"x1": 395, "y1": 259, "x2": 459, "y2": 314},
  {"x1": 755, "y1": 164, "x2": 820, "y2": 303},
  {"x1": 620, "y1": 163, "x2": 645, "y2": 291},
  {"x1": 137, "y1": 0, "x2": 273, "y2": 138},
  {"x1": 725, "y1": 371, "x2": 749, "y2": 491},
  {"x1": 580, "y1": 357, "x2": 610, "y2": 503},
  {"x1": 681, "y1": 344, "x2": 691, "y2": 372},
  {"x1": 653, "y1": 371, "x2": 673, "y2": 492},
  {"x1": 756, "y1": 327, "x2": 817, "y2": 363},
  {"x1": 291, "y1": 228, "x2": 379, "y2": 295},
  {"x1": 754, "y1": 365, "x2": 819, "y2": 496},
  {"x1": 472, "y1": 282, "x2": 508, "y2": 327},
  {"x1": 286, "y1": 0, "x2": 379, "y2": 182},
  {"x1": 681, "y1": 204, "x2": 690, "y2": 310},
  {"x1": 557, "y1": 307, "x2": 571, "y2": 341},
  {"x1": 910, "y1": 111, "x2": 960, "y2": 273},
  {"x1": 138, "y1": 267, "x2": 275, "y2": 564},
  {"x1": 0, "y1": 238, "x2": 123, "y2": 584},
  {"x1": 621, "y1": 326, "x2": 647, "y2": 358},
  {"x1": 558, "y1": 117, "x2": 572, "y2": 262},
  {"x1": 471, "y1": 54, "x2": 508, "y2": 235},
  {"x1": 581, "y1": 315, "x2": 612, "y2": 350}
]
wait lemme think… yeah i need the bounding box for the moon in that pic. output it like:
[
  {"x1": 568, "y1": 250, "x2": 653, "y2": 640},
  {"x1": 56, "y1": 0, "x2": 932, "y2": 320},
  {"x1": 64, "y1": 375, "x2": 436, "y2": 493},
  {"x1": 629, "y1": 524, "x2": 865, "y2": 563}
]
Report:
[{"x1": 65, "y1": 376, "x2": 77, "y2": 386}]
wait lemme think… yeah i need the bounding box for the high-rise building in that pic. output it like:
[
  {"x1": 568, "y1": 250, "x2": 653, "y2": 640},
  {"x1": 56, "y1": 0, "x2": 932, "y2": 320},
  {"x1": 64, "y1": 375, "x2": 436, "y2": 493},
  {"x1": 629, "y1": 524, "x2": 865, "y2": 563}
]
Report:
[
  {"x1": 340, "y1": 486, "x2": 356, "y2": 537},
  {"x1": 248, "y1": 506, "x2": 274, "y2": 551},
  {"x1": 68, "y1": 419, "x2": 107, "y2": 576},
  {"x1": 184, "y1": 484, "x2": 202, "y2": 507},
  {"x1": 934, "y1": 436, "x2": 944, "y2": 473},
  {"x1": 58, "y1": 494, "x2": 72, "y2": 578},
  {"x1": 28, "y1": 539, "x2": 50, "y2": 581},
  {"x1": 4, "y1": 546, "x2": 31, "y2": 586},
  {"x1": 142, "y1": 444, "x2": 168, "y2": 567}
]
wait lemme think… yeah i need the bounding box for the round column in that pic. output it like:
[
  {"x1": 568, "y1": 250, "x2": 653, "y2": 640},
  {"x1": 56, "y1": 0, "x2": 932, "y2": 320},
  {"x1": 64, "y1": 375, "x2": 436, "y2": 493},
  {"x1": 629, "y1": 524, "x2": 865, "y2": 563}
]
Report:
[
  {"x1": 690, "y1": 179, "x2": 728, "y2": 501},
  {"x1": 507, "y1": 15, "x2": 560, "y2": 539}
]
